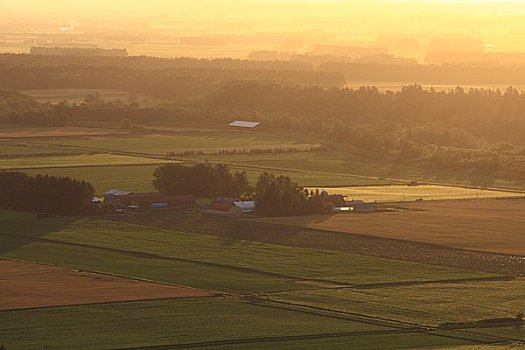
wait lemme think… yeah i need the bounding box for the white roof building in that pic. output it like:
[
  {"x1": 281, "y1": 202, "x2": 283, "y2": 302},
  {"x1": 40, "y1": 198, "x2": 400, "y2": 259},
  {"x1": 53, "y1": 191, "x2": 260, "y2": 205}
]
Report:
[
  {"x1": 105, "y1": 189, "x2": 132, "y2": 196},
  {"x1": 229, "y1": 121, "x2": 261, "y2": 128},
  {"x1": 233, "y1": 200, "x2": 256, "y2": 213}
]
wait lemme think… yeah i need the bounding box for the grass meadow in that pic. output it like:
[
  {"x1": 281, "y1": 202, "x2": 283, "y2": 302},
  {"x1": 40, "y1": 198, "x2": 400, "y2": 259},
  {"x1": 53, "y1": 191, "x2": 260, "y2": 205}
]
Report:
[
  {"x1": 269, "y1": 279, "x2": 525, "y2": 327},
  {"x1": 0, "y1": 211, "x2": 493, "y2": 287},
  {"x1": 0, "y1": 153, "x2": 172, "y2": 170},
  {"x1": 0, "y1": 298, "x2": 388, "y2": 350}
]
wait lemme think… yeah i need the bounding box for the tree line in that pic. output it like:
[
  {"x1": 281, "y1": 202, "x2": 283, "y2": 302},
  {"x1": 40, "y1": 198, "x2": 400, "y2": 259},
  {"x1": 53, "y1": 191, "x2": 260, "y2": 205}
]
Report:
[
  {"x1": 153, "y1": 163, "x2": 250, "y2": 198},
  {"x1": 0, "y1": 171, "x2": 94, "y2": 215},
  {"x1": 254, "y1": 172, "x2": 326, "y2": 216},
  {"x1": 0, "y1": 61, "x2": 344, "y2": 99}
]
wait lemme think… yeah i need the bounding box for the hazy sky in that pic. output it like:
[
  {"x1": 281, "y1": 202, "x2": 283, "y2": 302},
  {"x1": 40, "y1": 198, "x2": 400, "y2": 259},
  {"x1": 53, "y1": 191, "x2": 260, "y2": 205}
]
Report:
[{"x1": 3, "y1": 0, "x2": 525, "y2": 56}]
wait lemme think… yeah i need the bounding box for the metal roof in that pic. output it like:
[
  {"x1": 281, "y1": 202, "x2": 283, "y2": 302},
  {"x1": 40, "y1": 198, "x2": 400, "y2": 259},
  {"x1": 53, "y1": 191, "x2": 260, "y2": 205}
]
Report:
[
  {"x1": 233, "y1": 201, "x2": 256, "y2": 212},
  {"x1": 228, "y1": 121, "x2": 261, "y2": 128},
  {"x1": 105, "y1": 189, "x2": 132, "y2": 196}
]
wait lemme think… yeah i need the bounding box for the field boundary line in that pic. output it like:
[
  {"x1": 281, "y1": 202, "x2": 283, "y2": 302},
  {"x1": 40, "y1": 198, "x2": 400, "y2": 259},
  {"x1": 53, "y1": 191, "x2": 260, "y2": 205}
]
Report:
[{"x1": 109, "y1": 329, "x2": 451, "y2": 350}]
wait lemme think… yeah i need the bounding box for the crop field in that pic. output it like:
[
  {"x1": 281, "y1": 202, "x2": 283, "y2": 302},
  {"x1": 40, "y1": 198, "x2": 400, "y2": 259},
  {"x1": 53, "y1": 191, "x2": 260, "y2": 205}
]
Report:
[
  {"x1": 313, "y1": 185, "x2": 518, "y2": 203},
  {"x1": 4, "y1": 125, "x2": 525, "y2": 194},
  {"x1": 0, "y1": 153, "x2": 173, "y2": 170},
  {"x1": 0, "y1": 298, "x2": 397, "y2": 350},
  {"x1": 0, "y1": 213, "x2": 494, "y2": 286},
  {"x1": 194, "y1": 150, "x2": 525, "y2": 192},
  {"x1": 258, "y1": 198, "x2": 525, "y2": 256},
  {"x1": 0, "y1": 259, "x2": 209, "y2": 311},
  {"x1": 0, "y1": 142, "x2": 69, "y2": 155},
  {"x1": 0, "y1": 209, "x2": 521, "y2": 349},
  {"x1": 0, "y1": 125, "x2": 128, "y2": 139},
  {"x1": 29, "y1": 131, "x2": 316, "y2": 155},
  {"x1": 0, "y1": 233, "x2": 310, "y2": 293},
  {"x1": 23, "y1": 165, "x2": 160, "y2": 193},
  {"x1": 23, "y1": 163, "x2": 387, "y2": 194},
  {"x1": 269, "y1": 279, "x2": 525, "y2": 327}
]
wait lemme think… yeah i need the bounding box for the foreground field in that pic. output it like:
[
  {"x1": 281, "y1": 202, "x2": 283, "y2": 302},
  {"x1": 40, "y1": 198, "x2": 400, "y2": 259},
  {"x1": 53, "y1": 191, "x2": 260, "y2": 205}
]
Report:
[
  {"x1": 0, "y1": 212, "x2": 494, "y2": 287},
  {"x1": 269, "y1": 279, "x2": 525, "y2": 327},
  {"x1": 0, "y1": 259, "x2": 208, "y2": 311},
  {"x1": 0, "y1": 209, "x2": 520, "y2": 349},
  {"x1": 257, "y1": 199, "x2": 525, "y2": 256},
  {"x1": 0, "y1": 298, "x2": 396, "y2": 350}
]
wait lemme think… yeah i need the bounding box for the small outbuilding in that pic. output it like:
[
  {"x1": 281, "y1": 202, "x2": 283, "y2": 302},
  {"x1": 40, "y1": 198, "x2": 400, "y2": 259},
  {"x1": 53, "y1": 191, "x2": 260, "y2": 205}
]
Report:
[
  {"x1": 228, "y1": 120, "x2": 261, "y2": 128},
  {"x1": 207, "y1": 198, "x2": 256, "y2": 218}
]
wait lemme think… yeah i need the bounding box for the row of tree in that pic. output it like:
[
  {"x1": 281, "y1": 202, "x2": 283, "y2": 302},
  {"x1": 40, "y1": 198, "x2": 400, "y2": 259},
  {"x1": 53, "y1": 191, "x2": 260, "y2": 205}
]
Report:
[
  {"x1": 0, "y1": 171, "x2": 94, "y2": 215},
  {"x1": 153, "y1": 163, "x2": 250, "y2": 198},
  {"x1": 255, "y1": 173, "x2": 326, "y2": 216}
]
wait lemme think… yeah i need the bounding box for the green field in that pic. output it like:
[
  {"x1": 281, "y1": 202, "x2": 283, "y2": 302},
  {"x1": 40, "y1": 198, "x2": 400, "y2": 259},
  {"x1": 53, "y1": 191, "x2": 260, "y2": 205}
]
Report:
[
  {"x1": 0, "y1": 153, "x2": 172, "y2": 170},
  {"x1": 314, "y1": 185, "x2": 518, "y2": 203},
  {"x1": 22, "y1": 163, "x2": 389, "y2": 193},
  {"x1": 193, "y1": 150, "x2": 525, "y2": 191},
  {"x1": 0, "y1": 234, "x2": 306, "y2": 293},
  {"x1": 0, "y1": 142, "x2": 67, "y2": 155},
  {"x1": 0, "y1": 212, "x2": 493, "y2": 287},
  {"x1": 29, "y1": 131, "x2": 314, "y2": 155},
  {"x1": 0, "y1": 298, "x2": 390, "y2": 350},
  {"x1": 23, "y1": 165, "x2": 159, "y2": 193},
  {"x1": 269, "y1": 280, "x2": 525, "y2": 327},
  {"x1": 0, "y1": 209, "x2": 519, "y2": 349},
  {"x1": 5, "y1": 126, "x2": 525, "y2": 195}
]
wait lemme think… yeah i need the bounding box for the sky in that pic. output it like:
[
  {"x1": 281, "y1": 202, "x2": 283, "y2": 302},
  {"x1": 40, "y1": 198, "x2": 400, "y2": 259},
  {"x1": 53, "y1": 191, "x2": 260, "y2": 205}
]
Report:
[{"x1": 2, "y1": 0, "x2": 525, "y2": 58}]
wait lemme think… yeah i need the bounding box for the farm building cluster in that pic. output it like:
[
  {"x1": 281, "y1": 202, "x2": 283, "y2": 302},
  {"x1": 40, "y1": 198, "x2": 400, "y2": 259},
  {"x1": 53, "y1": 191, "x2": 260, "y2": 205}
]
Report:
[
  {"x1": 94, "y1": 189, "x2": 374, "y2": 216},
  {"x1": 319, "y1": 191, "x2": 375, "y2": 213}
]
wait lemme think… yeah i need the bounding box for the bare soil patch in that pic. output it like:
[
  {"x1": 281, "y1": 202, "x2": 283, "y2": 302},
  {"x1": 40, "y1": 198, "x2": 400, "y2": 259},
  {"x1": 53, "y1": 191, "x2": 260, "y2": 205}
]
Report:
[
  {"x1": 259, "y1": 199, "x2": 525, "y2": 256},
  {"x1": 0, "y1": 259, "x2": 209, "y2": 311}
]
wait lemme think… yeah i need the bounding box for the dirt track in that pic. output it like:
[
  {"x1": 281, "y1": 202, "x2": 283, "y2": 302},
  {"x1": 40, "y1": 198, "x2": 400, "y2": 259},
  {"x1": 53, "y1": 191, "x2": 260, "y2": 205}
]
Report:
[{"x1": 0, "y1": 259, "x2": 209, "y2": 311}]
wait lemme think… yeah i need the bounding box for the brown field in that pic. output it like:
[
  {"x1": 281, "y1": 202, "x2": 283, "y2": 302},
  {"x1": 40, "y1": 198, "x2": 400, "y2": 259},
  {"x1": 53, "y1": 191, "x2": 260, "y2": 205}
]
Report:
[
  {"x1": 256, "y1": 199, "x2": 525, "y2": 256},
  {"x1": 0, "y1": 259, "x2": 209, "y2": 311}
]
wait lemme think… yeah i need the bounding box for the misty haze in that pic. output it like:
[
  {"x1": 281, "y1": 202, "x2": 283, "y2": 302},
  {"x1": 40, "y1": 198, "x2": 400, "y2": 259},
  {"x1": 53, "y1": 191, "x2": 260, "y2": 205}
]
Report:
[{"x1": 0, "y1": 1, "x2": 524, "y2": 350}]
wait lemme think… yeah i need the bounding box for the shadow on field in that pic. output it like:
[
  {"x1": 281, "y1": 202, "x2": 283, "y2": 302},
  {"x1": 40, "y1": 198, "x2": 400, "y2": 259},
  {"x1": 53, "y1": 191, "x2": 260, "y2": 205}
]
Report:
[{"x1": 0, "y1": 210, "x2": 79, "y2": 256}]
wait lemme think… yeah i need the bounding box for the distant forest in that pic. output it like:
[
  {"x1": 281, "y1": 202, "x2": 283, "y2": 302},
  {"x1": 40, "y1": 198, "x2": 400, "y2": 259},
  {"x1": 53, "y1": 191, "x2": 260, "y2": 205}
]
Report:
[{"x1": 1, "y1": 52, "x2": 525, "y2": 181}]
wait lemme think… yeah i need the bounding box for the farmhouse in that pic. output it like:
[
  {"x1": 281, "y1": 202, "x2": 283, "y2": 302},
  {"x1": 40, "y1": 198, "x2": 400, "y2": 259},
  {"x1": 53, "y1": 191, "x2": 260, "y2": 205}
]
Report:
[
  {"x1": 104, "y1": 190, "x2": 195, "y2": 209},
  {"x1": 320, "y1": 192, "x2": 346, "y2": 207},
  {"x1": 104, "y1": 189, "x2": 132, "y2": 207},
  {"x1": 319, "y1": 191, "x2": 374, "y2": 213},
  {"x1": 207, "y1": 197, "x2": 256, "y2": 218}
]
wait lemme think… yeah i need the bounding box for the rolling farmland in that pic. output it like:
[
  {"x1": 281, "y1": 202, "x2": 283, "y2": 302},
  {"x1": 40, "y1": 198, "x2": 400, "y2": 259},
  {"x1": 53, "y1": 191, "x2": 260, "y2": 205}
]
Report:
[
  {"x1": 2, "y1": 126, "x2": 525, "y2": 349},
  {"x1": 0, "y1": 205, "x2": 522, "y2": 349}
]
